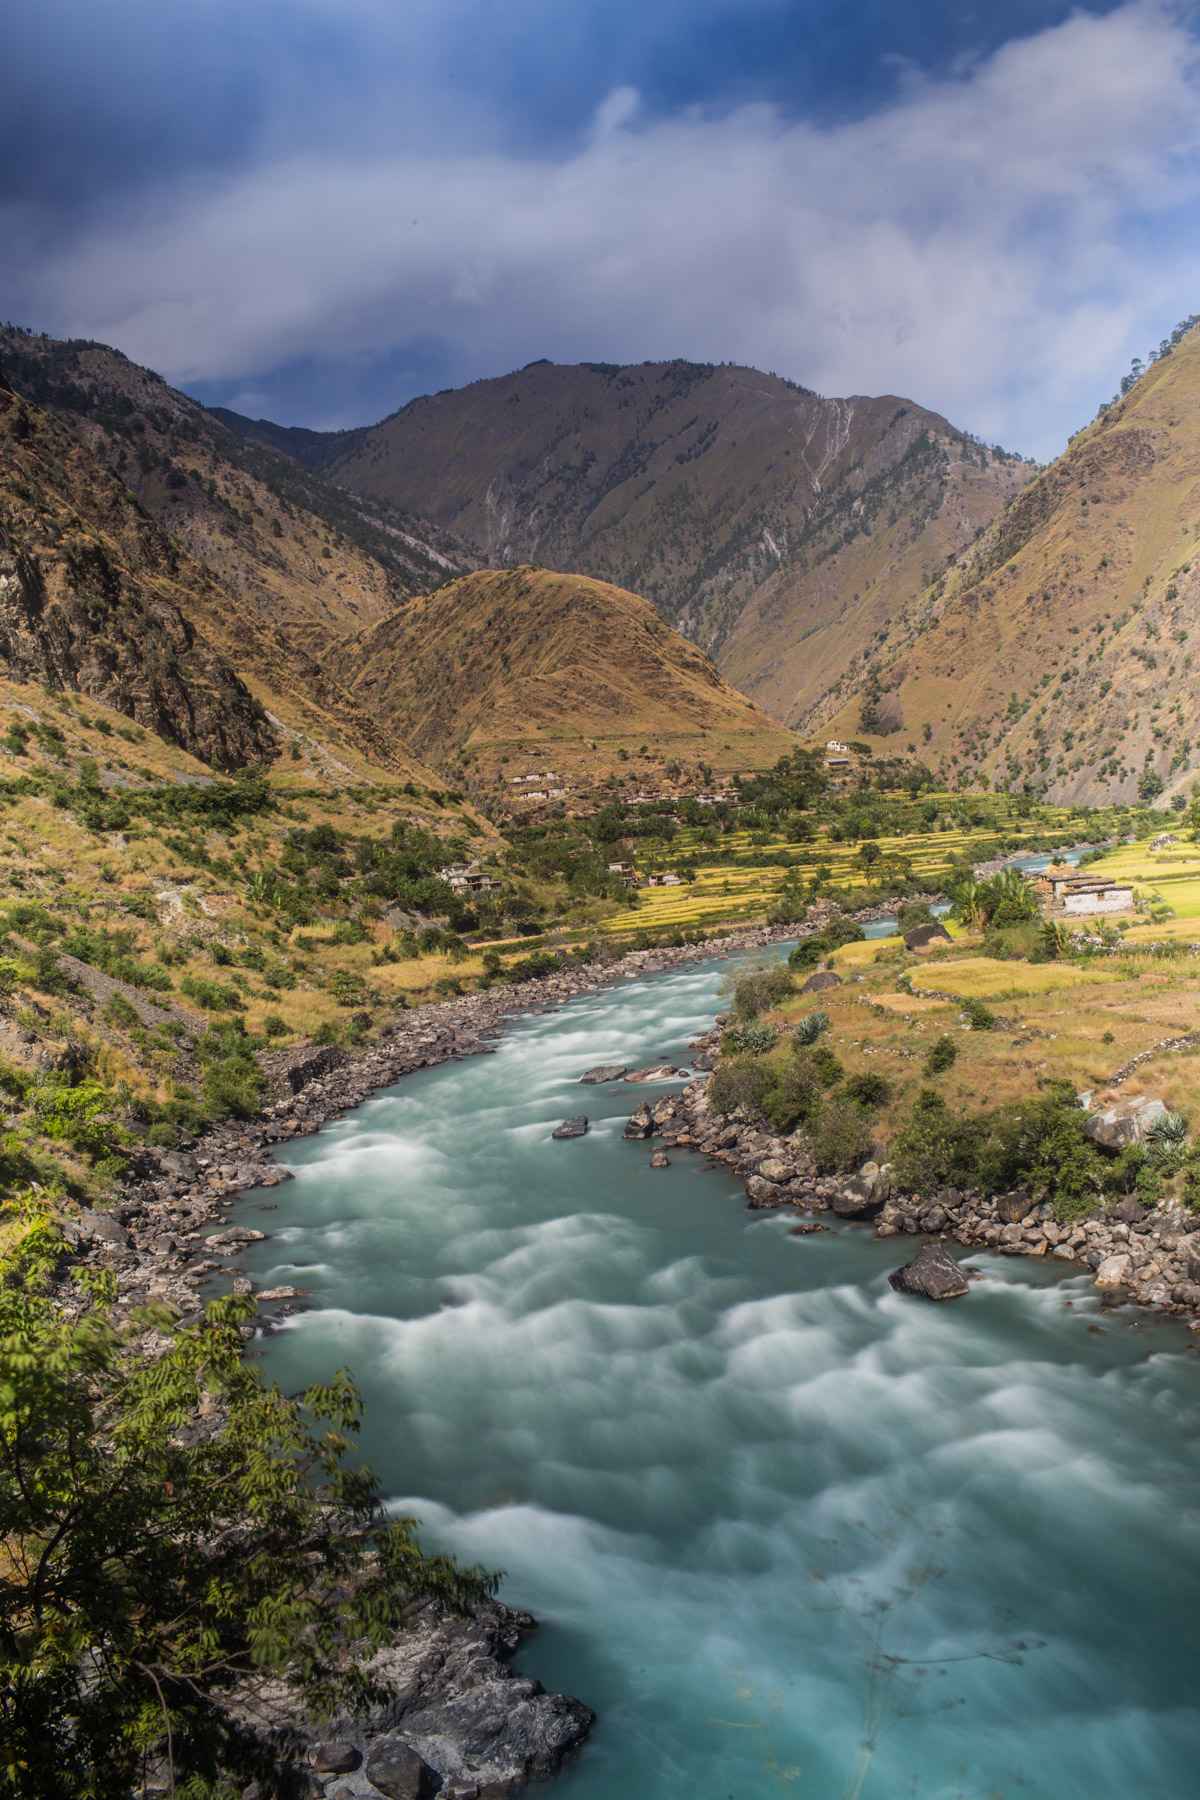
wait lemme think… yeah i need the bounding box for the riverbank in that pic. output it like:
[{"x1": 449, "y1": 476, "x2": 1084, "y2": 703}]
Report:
[
  {"x1": 631, "y1": 1022, "x2": 1200, "y2": 1327},
  {"x1": 55, "y1": 920, "x2": 811, "y2": 1799}
]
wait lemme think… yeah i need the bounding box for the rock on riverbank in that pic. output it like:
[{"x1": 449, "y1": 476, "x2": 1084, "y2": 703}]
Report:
[
  {"x1": 623, "y1": 1027, "x2": 1200, "y2": 1327},
  {"x1": 226, "y1": 1601, "x2": 593, "y2": 1800}
]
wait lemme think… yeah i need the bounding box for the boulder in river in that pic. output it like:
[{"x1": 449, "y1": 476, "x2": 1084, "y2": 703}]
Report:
[
  {"x1": 552, "y1": 1116, "x2": 589, "y2": 1140},
  {"x1": 1095, "y1": 1252, "x2": 1133, "y2": 1289},
  {"x1": 888, "y1": 1241, "x2": 970, "y2": 1300},
  {"x1": 649, "y1": 1151, "x2": 670, "y2": 1168},
  {"x1": 623, "y1": 1102, "x2": 654, "y2": 1140},
  {"x1": 579, "y1": 1065, "x2": 628, "y2": 1084},
  {"x1": 624, "y1": 1063, "x2": 679, "y2": 1082}
]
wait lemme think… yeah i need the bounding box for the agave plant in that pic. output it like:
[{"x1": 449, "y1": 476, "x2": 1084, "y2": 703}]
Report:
[
  {"x1": 794, "y1": 1009, "x2": 831, "y2": 1045},
  {"x1": 1148, "y1": 1111, "x2": 1189, "y2": 1146}
]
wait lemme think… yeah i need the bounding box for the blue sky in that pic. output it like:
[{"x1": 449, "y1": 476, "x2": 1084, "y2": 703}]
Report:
[{"x1": 3, "y1": 0, "x2": 1200, "y2": 456}]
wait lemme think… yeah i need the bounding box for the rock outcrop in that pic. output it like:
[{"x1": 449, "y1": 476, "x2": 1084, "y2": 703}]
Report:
[{"x1": 887, "y1": 1242, "x2": 970, "y2": 1300}]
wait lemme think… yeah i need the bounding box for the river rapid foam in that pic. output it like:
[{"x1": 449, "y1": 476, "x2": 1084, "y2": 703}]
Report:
[{"x1": 233, "y1": 956, "x2": 1200, "y2": 1800}]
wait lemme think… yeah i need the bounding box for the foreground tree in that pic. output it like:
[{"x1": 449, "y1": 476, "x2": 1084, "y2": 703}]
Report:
[{"x1": 0, "y1": 1219, "x2": 493, "y2": 1798}]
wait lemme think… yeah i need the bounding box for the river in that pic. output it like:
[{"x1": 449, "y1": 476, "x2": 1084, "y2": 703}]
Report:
[{"x1": 233, "y1": 951, "x2": 1200, "y2": 1800}]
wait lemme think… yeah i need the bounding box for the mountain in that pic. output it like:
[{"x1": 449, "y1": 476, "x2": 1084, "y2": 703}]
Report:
[
  {"x1": 0, "y1": 373, "x2": 273, "y2": 767},
  {"x1": 0, "y1": 328, "x2": 480, "y2": 780},
  {"x1": 331, "y1": 565, "x2": 796, "y2": 806},
  {"x1": 0, "y1": 328, "x2": 474, "y2": 663},
  {"x1": 218, "y1": 359, "x2": 1035, "y2": 726},
  {"x1": 818, "y1": 321, "x2": 1200, "y2": 806}
]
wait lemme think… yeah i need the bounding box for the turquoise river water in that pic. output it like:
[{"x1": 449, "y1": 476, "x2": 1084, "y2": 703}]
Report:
[{"x1": 233, "y1": 950, "x2": 1200, "y2": 1799}]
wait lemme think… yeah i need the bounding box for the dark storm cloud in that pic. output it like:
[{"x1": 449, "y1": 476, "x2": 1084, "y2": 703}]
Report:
[{"x1": 2, "y1": 1, "x2": 1198, "y2": 453}]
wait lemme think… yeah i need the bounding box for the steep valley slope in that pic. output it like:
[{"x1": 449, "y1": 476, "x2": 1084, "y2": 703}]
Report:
[
  {"x1": 819, "y1": 321, "x2": 1200, "y2": 807},
  {"x1": 217, "y1": 358, "x2": 1035, "y2": 727}
]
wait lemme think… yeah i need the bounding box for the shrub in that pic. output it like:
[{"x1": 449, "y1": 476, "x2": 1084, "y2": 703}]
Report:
[
  {"x1": 732, "y1": 964, "x2": 793, "y2": 1019},
  {"x1": 262, "y1": 1013, "x2": 287, "y2": 1039},
  {"x1": 768, "y1": 1057, "x2": 822, "y2": 1130},
  {"x1": 103, "y1": 992, "x2": 141, "y2": 1031},
  {"x1": 809, "y1": 1046, "x2": 844, "y2": 1086},
  {"x1": 793, "y1": 1010, "x2": 830, "y2": 1045},
  {"x1": 313, "y1": 1022, "x2": 342, "y2": 1047},
  {"x1": 824, "y1": 914, "x2": 867, "y2": 949},
  {"x1": 788, "y1": 935, "x2": 828, "y2": 970},
  {"x1": 961, "y1": 996, "x2": 995, "y2": 1031},
  {"x1": 709, "y1": 1059, "x2": 774, "y2": 1118},
  {"x1": 808, "y1": 1098, "x2": 875, "y2": 1172},
  {"x1": 201, "y1": 1058, "x2": 264, "y2": 1120},
  {"x1": 844, "y1": 1071, "x2": 892, "y2": 1111},
  {"x1": 896, "y1": 901, "x2": 934, "y2": 931},
  {"x1": 0, "y1": 1278, "x2": 492, "y2": 1798},
  {"x1": 924, "y1": 1034, "x2": 959, "y2": 1075},
  {"x1": 146, "y1": 1121, "x2": 178, "y2": 1149},
  {"x1": 179, "y1": 973, "x2": 243, "y2": 1012}
]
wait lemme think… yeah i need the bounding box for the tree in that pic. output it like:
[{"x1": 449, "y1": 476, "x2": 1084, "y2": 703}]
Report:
[{"x1": 0, "y1": 1236, "x2": 493, "y2": 1798}]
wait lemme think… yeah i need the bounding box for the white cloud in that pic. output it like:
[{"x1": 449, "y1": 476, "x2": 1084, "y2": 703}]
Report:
[{"x1": 9, "y1": 0, "x2": 1200, "y2": 454}]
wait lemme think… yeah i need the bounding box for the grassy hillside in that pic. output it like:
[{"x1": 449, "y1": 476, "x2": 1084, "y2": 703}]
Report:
[
  {"x1": 331, "y1": 565, "x2": 797, "y2": 806},
  {"x1": 221, "y1": 359, "x2": 1034, "y2": 726},
  {"x1": 819, "y1": 320, "x2": 1200, "y2": 807}
]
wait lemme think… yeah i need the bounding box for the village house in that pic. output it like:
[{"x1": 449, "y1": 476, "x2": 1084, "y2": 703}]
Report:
[
  {"x1": 438, "y1": 862, "x2": 501, "y2": 896},
  {"x1": 646, "y1": 871, "x2": 683, "y2": 887},
  {"x1": 1044, "y1": 873, "x2": 1135, "y2": 916}
]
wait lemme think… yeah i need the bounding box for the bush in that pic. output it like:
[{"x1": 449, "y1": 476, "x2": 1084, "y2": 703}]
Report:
[
  {"x1": 808, "y1": 1097, "x2": 875, "y2": 1172},
  {"x1": 793, "y1": 1010, "x2": 830, "y2": 1045},
  {"x1": 732, "y1": 964, "x2": 793, "y2": 1019},
  {"x1": 768, "y1": 1057, "x2": 822, "y2": 1130},
  {"x1": 896, "y1": 901, "x2": 934, "y2": 931},
  {"x1": 844, "y1": 1071, "x2": 892, "y2": 1111},
  {"x1": 179, "y1": 973, "x2": 244, "y2": 1012},
  {"x1": 146, "y1": 1121, "x2": 178, "y2": 1148},
  {"x1": 201, "y1": 1060, "x2": 264, "y2": 1120},
  {"x1": 788, "y1": 935, "x2": 827, "y2": 970},
  {"x1": 824, "y1": 914, "x2": 867, "y2": 949},
  {"x1": 709, "y1": 1058, "x2": 775, "y2": 1117},
  {"x1": 961, "y1": 996, "x2": 995, "y2": 1031},
  {"x1": 809, "y1": 1046, "x2": 844, "y2": 1086},
  {"x1": 262, "y1": 1013, "x2": 287, "y2": 1039},
  {"x1": 103, "y1": 992, "x2": 141, "y2": 1030},
  {"x1": 924, "y1": 1034, "x2": 959, "y2": 1075}
]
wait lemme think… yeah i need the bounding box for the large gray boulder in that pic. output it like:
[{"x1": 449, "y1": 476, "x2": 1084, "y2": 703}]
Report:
[
  {"x1": 364, "y1": 1737, "x2": 438, "y2": 1798},
  {"x1": 551, "y1": 1116, "x2": 589, "y2": 1140},
  {"x1": 904, "y1": 922, "x2": 952, "y2": 950},
  {"x1": 1083, "y1": 1094, "x2": 1168, "y2": 1149},
  {"x1": 995, "y1": 1190, "x2": 1034, "y2": 1224},
  {"x1": 78, "y1": 1209, "x2": 130, "y2": 1249},
  {"x1": 579, "y1": 1065, "x2": 627, "y2": 1084},
  {"x1": 801, "y1": 970, "x2": 842, "y2": 993},
  {"x1": 888, "y1": 1242, "x2": 970, "y2": 1300}
]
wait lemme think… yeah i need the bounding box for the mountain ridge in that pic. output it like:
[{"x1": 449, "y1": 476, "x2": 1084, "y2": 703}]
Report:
[
  {"x1": 214, "y1": 357, "x2": 1036, "y2": 729},
  {"x1": 818, "y1": 320, "x2": 1200, "y2": 805}
]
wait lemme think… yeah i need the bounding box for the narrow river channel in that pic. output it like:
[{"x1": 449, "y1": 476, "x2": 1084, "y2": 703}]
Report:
[{"x1": 233, "y1": 952, "x2": 1200, "y2": 1800}]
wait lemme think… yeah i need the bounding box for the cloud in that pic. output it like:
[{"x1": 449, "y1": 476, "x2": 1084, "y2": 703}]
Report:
[{"x1": 5, "y1": 1, "x2": 1200, "y2": 452}]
